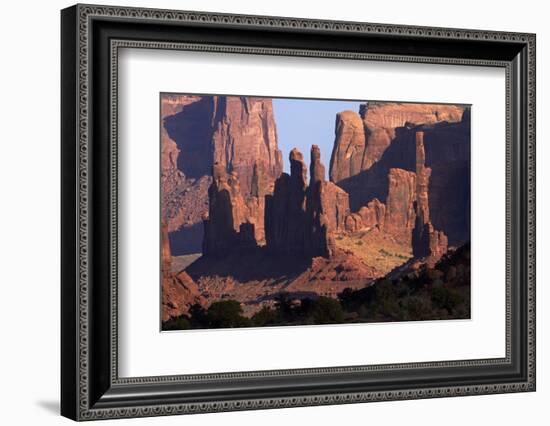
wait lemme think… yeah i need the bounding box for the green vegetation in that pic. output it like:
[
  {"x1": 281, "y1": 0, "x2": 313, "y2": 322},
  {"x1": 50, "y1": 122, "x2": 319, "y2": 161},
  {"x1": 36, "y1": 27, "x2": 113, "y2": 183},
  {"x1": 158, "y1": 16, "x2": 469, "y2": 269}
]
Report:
[
  {"x1": 163, "y1": 295, "x2": 347, "y2": 330},
  {"x1": 337, "y1": 243, "x2": 471, "y2": 322},
  {"x1": 163, "y1": 316, "x2": 191, "y2": 331},
  {"x1": 162, "y1": 244, "x2": 471, "y2": 330}
]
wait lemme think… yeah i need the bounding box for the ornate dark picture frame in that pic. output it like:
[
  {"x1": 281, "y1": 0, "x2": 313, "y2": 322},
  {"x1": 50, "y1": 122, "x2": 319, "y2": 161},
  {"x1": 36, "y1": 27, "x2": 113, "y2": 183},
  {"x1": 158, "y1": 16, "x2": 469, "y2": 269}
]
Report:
[{"x1": 61, "y1": 4, "x2": 536, "y2": 421}]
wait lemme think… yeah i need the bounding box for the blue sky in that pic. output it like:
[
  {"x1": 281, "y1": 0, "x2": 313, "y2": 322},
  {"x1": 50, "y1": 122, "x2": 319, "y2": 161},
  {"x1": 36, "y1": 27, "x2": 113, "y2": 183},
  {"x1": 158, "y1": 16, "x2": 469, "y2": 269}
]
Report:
[{"x1": 272, "y1": 98, "x2": 364, "y2": 179}]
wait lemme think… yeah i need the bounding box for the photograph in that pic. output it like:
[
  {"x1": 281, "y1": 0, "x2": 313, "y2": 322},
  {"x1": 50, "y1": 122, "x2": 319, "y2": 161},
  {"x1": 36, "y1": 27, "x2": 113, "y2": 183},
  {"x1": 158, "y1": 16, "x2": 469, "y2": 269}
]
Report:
[{"x1": 160, "y1": 94, "x2": 472, "y2": 330}]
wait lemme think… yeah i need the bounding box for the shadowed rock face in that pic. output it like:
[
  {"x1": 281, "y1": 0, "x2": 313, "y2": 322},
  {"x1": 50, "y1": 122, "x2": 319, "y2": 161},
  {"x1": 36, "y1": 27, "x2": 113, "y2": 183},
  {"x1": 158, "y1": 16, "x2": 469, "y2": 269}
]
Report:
[
  {"x1": 306, "y1": 145, "x2": 350, "y2": 257},
  {"x1": 415, "y1": 132, "x2": 430, "y2": 225},
  {"x1": 265, "y1": 149, "x2": 308, "y2": 256},
  {"x1": 265, "y1": 146, "x2": 350, "y2": 258},
  {"x1": 332, "y1": 102, "x2": 470, "y2": 246},
  {"x1": 411, "y1": 132, "x2": 448, "y2": 265},
  {"x1": 161, "y1": 96, "x2": 210, "y2": 237},
  {"x1": 161, "y1": 95, "x2": 283, "y2": 255},
  {"x1": 202, "y1": 163, "x2": 258, "y2": 257},
  {"x1": 164, "y1": 97, "x2": 216, "y2": 179},
  {"x1": 412, "y1": 217, "x2": 449, "y2": 266}
]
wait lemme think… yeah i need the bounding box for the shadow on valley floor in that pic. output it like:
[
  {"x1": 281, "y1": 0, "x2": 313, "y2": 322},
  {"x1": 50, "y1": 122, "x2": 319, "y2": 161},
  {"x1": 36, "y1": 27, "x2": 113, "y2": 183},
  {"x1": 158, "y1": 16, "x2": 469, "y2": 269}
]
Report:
[
  {"x1": 168, "y1": 222, "x2": 205, "y2": 256},
  {"x1": 185, "y1": 246, "x2": 311, "y2": 284}
]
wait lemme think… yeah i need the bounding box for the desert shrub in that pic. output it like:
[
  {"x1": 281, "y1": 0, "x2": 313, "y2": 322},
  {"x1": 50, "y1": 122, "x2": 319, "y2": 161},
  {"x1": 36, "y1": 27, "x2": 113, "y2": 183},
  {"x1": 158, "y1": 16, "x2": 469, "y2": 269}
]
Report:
[
  {"x1": 432, "y1": 278, "x2": 444, "y2": 288},
  {"x1": 162, "y1": 315, "x2": 191, "y2": 331},
  {"x1": 402, "y1": 296, "x2": 433, "y2": 320},
  {"x1": 375, "y1": 279, "x2": 397, "y2": 302},
  {"x1": 251, "y1": 306, "x2": 279, "y2": 327},
  {"x1": 338, "y1": 287, "x2": 357, "y2": 311},
  {"x1": 188, "y1": 303, "x2": 209, "y2": 328},
  {"x1": 295, "y1": 298, "x2": 317, "y2": 323},
  {"x1": 431, "y1": 287, "x2": 463, "y2": 313},
  {"x1": 338, "y1": 286, "x2": 376, "y2": 313},
  {"x1": 310, "y1": 297, "x2": 344, "y2": 324},
  {"x1": 206, "y1": 300, "x2": 250, "y2": 328},
  {"x1": 274, "y1": 292, "x2": 295, "y2": 321}
]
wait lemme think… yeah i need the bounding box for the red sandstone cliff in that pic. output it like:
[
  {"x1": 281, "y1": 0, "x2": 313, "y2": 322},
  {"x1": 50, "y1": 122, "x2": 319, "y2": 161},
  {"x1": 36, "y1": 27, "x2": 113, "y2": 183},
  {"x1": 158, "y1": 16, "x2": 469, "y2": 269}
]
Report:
[
  {"x1": 202, "y1": 163, "x2": 259, "y2": 256},
  {"x1": 161, "y1": 95, "x2": 283, "y2": 255},
  {"x1": 330, "y1": 102, "x2": 464, "y2": 182},
  {"x1": 330, "y1": 101, "x2": 469, "y2": 247},
  {"x1": 211, "y1": 96, "x2": 283, "y2": 196},
  {"x1": 203, "y1": 144, "x2": 350, "y2": 260},
  {"x1": 342, "y1": 131, "x2": 448, "y2": 265}
]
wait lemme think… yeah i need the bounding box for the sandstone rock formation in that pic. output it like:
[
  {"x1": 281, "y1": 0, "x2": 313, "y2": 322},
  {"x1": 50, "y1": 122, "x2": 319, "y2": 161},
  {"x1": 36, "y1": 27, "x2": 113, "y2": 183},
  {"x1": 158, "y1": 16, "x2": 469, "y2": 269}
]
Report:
[
  {"x1": 265, "y1": 146, "x2": 350, "y2": 258},
  {"x1": 342, "y1": 131, "x2": 448, "y2": 265},
  {"x1": 414, "y1": 132, "x2": 431, "y2": 225},
  {"x1": 211, "y1": 96, "x2": 283, "y2": 196},
  {"x1": 344, "y1": 199, "x2": 386, "y2": 233},
  {"x1": 331, "y1": 101, "x2": 470, "y2": 246},
  {"x1": 161, "y1": 97, "x2": 214, "y2": 235},
  {"x1": 329, "y1": 110, "x2": 367, "y2": 183},
  {"x1": 284, "y1": 249, "x2": 380, "y2": 297},
  {"x1": 265, "y1": 149, "x2": 308, "y2": 256},
  {"x1": 343, "y1": 168, "x2": 416, "y2": 243},
  {"x1": 330, "y1": 102, "x2": 464, "y2": 183},
  {"x1": 411, "y1": 132, "x2": 448, "y2": 265},
  {"x1": 306, "y1": 145, "x2": 350, "y2": 257},
  {"x1": 382, "y1": 168, "x2": 417, "y2": 242},
  {"x1": 162, "y1": 271, "x2": 206, "y2": 322},
  {"x1": 360, "y1": 102, "x2": 463, "y2": 169},
  {"x1": 244, "y1": 161, "x2": 272, "y2": 242},
  {"x1": 161, "y1": 222, "x2": 172, "y2": 275},
  {"x1": 161, "y1": 95, "x2": 283, "y2": 255},
  {"x1": 202, "y1": 163, "x2": 258, "y2": 256},
  {"x1": 161, "y1": 219, "x2": 205, "y2": 321},
  {"x1": 161, "y1": 96, "x2": 211, "y2": 243},
  {"x1": 412, "y1": 216, "x2": 449, "y2": 266}
]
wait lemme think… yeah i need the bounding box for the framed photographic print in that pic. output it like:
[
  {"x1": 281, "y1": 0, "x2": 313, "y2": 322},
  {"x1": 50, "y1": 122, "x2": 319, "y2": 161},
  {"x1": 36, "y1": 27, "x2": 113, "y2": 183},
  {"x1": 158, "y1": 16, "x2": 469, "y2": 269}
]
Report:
[{"x1": 61, "y1": 4, "x2": 536, "y2": 421}]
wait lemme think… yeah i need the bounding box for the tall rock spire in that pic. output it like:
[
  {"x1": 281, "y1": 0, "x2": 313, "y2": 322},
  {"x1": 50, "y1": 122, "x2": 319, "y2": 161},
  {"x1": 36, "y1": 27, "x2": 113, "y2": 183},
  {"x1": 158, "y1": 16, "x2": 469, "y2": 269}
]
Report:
[
  {"x1": 412, "y1": 131, "x2": 448, "y2": 265},
  {"x1": 265, "y1": 146, "x2": 349, "y2": 258},
  {"x1": 415, "y1": 131, "x2": 431, "y2": 226}
]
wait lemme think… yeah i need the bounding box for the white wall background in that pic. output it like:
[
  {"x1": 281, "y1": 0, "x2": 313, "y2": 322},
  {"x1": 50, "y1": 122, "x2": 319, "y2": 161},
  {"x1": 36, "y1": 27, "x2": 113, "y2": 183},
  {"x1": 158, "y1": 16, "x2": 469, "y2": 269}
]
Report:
[{"x1": 0, "y1": 0, "x2": 546, "y2": 424}]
